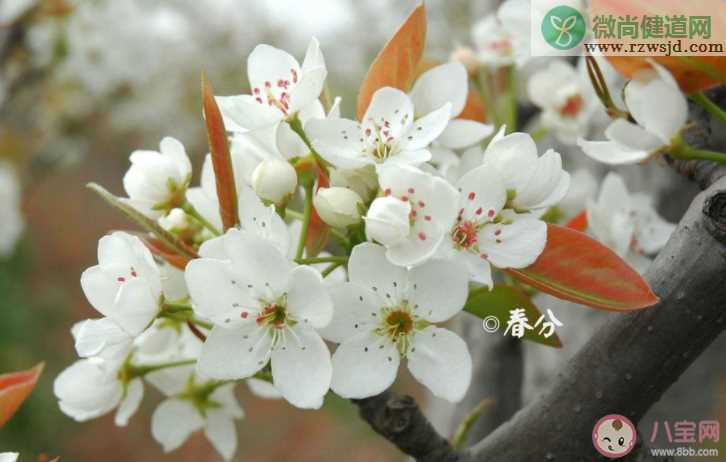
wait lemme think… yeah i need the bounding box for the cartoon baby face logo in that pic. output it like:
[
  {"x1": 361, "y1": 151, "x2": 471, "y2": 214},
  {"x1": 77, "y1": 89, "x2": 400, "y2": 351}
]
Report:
[{"x1": 593, "y1": 414, "x2": 637, "y2": 458}]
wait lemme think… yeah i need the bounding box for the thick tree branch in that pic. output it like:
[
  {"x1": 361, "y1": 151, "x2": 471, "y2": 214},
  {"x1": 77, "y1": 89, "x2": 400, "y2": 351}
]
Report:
[
  {"x1": 353, "y1": 391, "x2": 464, "y2": 462},
  {"x1": 466, "y1": 174, "x2": 726, "y2": 461}
]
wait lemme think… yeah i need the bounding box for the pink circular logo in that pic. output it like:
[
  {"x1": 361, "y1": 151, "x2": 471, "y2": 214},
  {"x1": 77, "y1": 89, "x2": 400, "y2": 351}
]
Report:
[{"x1": 592, "y1": 414, "x2": 637, "y2": 458}]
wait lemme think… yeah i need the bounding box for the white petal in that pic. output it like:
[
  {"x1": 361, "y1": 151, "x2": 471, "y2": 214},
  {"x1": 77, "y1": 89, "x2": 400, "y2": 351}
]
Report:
[
  {"x1": 630, "y1": 194, "x2": 676, "y2": 254},
  {"x1": 216, "y1": 94, "x2": 282, "y2": 131},
  {"x1": 400, "y1": 103, "x2": 452, "y2": 151},
  {"x1": 577, "y1": 138, "x2": 650, "y2": 165},
  {"x1": 289, "y1": 67, "x2": 327, "y2": 113},
  {"x1": 223, "y1": 231, "x2": 293, "y2": 295},
  {"x1": 456, "y1": 163, "x2": 507, "y2": 220},
  {"x1": 407, "y1": 327, "x2": 471, "y2": 402},
  {"x1": 112, "y1": 278, "x2": 160, "y2": 335},
  {"x1": 408, "y1": 259, "x2": 468, "y2": 323},
  {"x1": 271, "y1": 325, "x2": 331, "y2": 409},
  {"x1": 386, "y1": 148, "x2": 431, "y2": 166},
  {"x1": 247, "y1": 44, "x2": 300, "y2": 92},
  {"x1": 54, "y1": 359, "x2": 122, "y2": 422},
  {"x1": 348, "y1": 242, "x2": 408, "y2": 295},
  {"x1": 306, "y1": 118, "x2": 369, "y2": 169},
  {"x1": 330, "y1": 332, "x2": 399, "y2": 399},
  {"x1": 479, "y1": 219, "x2": 547, "y2": 268},
  {"x1": 114, "y1": 378, "x2": 143, "y2": 427},
  {"x1": 197, "y1": 324, "x2": 271, "y2": 380},
  {"x1": 205, "y1": 412, "x2": 238, "y2": 461},
  {"x1": 151, "y1": 399, "x2": 205, "y2": 452},
  {"x1": 185, "y1": 258, "x2": 253, "y2": 323},
  {"x1": 210, "y1": 383, "x2": 245, "y2": 418},
  {"x1": 605, "y1": 118, "x2": 664, "y2": 152},
  {"x1": 597, "y1": 172, "x2": 630, "y2": 211},
  {"x1": 286, "y1": 265, "x2": 333, "y2": 329},
  {"x1": 238, "y1": 186, "x2": 290, "y2": 255},
  {"x1": 483, "y1": 132, "x2": 538, "y2": 193},
  {"x1": 186, "y1": 187, "x2": 223, "y2": 231},
  {"x1": 0, "y1": 454, "x2": 18, "y2": 462},
  {"x1": 437, "y1": 119, "x2": 494, "y2": 150},
  {"x1": 513, "y1": 149, "x2": 570, "y2": 210},
  {"x1": 625, "y1": 75, "x2": 688, "y2": 143},
  {"x1": 159, "y1": 137, "x2": 191, "y2": 180},
  {"x1": 247, "y1": 378, "x2": 282, "y2": 399},
  {"x1": 276, "y1": 120, "x2": 309, "y2": 159},
  {"x1": 318, "y1": 282, "x2": 381, "y2": 343},
  {"x1": 527, "y1": 60, "x2": 577, "y2": 108},
  {"x1": 409, "y1": 62, "x2": 468, "y2": 117},
  {"x1": 80, "y1": 266, "x2": 119, "y2": 319},
  {"x1": 72, "y1": 318, "x2": 133, "y2": 359},
  {"x1": 459, "y1": 250, "x2": 494, "y2": 288},
  {"x1": 146, "y1": 366, "x2": 194, "y2": 397},
  {"x1": 362, "y1": 87, "x2": 414, "y2": 141},
  {"x1": 301, "y1": 37, "x2": 326, "y2": 73}
]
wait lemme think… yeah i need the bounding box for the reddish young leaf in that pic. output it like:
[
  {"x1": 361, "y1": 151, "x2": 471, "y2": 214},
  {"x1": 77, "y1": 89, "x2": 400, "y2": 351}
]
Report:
[
  {"x1": 356, "y1": 3, "x2": 427, "y2": 120},
  {"x1": 464, "y1": 285, "x2": 562, "y2": 348},
  {"x1": 305, "y1": 168, "x2": 331, "y2": 257},
  {"x1": 458, "y1": 86, "x2": 487, "y2": 122},
  {"x1": 0, "y1": 363, "x2": 44, "y2": 427},
  {"x1": 202, "y1": 73, "x2": 239, "y2": 230},
  {"x1": 141, "y1": 236, "x2": 193, "y2": 270},
  {"x1": 508, "y1": 224, "x2": 658, "y2": 311},
  {"x1": 565, "y1": 210, "x2": 588, "y2": 232}
]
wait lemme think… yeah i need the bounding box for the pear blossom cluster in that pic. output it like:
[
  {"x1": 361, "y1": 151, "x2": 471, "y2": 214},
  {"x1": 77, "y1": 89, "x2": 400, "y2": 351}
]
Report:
[{"x1": 51, "y1": 0, "x2": 704, "y2": 457}]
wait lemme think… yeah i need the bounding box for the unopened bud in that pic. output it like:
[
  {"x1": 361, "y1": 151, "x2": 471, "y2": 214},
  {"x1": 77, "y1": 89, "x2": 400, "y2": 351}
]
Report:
[
  {"x1": 314, "y1": 187, "x2": 363, "y2": 228},
  {"x1": 158, "y1": 208, "x2": 190, "y2": 232},
  {"x1": 365, "y1": 196, "x2": 411, "y2": 246},
  {"x1": 251, "y1": 159, "x2": 297, "y2": 204}
]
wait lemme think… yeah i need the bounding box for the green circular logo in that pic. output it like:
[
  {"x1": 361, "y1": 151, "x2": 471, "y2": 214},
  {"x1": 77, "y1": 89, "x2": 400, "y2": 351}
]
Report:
[{"x1": 541, "y1": 5, "x2": 586, "y2": 50}]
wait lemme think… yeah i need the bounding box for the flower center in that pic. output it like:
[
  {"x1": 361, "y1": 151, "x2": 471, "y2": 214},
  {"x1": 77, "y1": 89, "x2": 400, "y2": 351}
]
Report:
[
  {"x1": 451, "y1": 220, "x2": 479, "y2": 249},
  {"x1": 558, "y1": 94, "x2": 584, "y2": 118},
  {"x1": 376, "y1": 302, "x2": 416, "y2": 356},
  {"x1": 256, "y1": 298, "x2": 290, "y2": 329}
]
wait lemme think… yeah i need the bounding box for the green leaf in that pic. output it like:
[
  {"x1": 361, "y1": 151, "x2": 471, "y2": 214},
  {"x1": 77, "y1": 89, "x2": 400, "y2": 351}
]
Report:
[
  {"x1": 87, "y1": 183, "x2": 198, "y2": 259},
  {"x1": 463, "y1": 285, "x2": 562, "y2": 348}
]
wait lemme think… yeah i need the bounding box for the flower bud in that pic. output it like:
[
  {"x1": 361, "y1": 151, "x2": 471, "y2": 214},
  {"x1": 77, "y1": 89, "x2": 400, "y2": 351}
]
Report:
[
  {"x1": 251, "y1": 159, "x2": 297, "y2": 204},
  {"x1": 158, "y1": 208, "x2": 190, "y2": 232},
  {"x1": 314, "y1": 187, "x2": 363, "y2": 228},
  {"x1": 365, "y1": 196, "x2": 411, "y2": 246},
  {"x1": 329, "y1": 165, "x2": 378, "y2": 202}
]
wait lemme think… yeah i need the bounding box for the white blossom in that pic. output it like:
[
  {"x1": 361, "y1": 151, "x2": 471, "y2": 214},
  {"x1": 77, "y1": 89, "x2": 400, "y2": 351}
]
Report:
[
  {"x1": 586, "y1": 172, "x2": 676, "y2": 273},
  {"x1": 251, "y1": 159, "x2": 298, "y2": 204},
  {"x1": 216, "y1": 38, "x2": 327, "y2": 131},
  {"x1": 306, "y1": 87, "x2": 451, "y2": 170},
  {"x1": 321, "y1": 243, "x2": 471, "y2": 402},
  {"x1": 578, "y1": 61, "x2": 688, "y2": 165},
  {"x1": 185, "y1": 231, "x2": 333, "y2": 409},
  {"x1": 122, "y1": 137, "x2": 192, "y2": 218}
]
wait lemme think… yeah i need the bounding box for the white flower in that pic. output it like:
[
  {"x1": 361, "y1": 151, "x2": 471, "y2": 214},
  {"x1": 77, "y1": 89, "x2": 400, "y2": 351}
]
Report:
[
  {"x1": 314, "y1": 187, "x2": 363, "y2": 228},
  {"x1": 0, "y1": 453, "x2": 18, "y2": 462},
  {"x1": 80, "y1": 232, "x2": 162, "y2": 336},
  {"x1": 586, "y1": 172, "x2": 675, "y2": 273},
  {"x1": 528, "y1": 60, "x2": 598, "y2": 144},
  {"x1": 0, "y1": 162, "x2": 24, "y2": 257},
  {"x1": 71, "y1": 318, "x2": 134, "y2": 360},
  {"x1": 365, "y1": 164, "x2": 459, "y2": 266},
  {"x1": 436, "y1": 164, "x2": 547, "y2": 288},
  {"x1": 151, "y1": 382, "x2": 244, "y2": 461},
  {"x1": 558, "y1": 169, "x2": 598, "y2": 218},
  {"x1": 578, "y1": 61, "x2": 688, "y2": 165},
  {"x1": 185, "y1": 231, "x2": 333, "y2": 409},
  {"x1": 472, "y1": 0, "x2": 530, "y2": 67},
  {"x1": 251, "y1": 159, "x2": 298, "y2": 204},
  {"x1": 122, "y1": 137, "x2": 191, "y2": 218},
  {"x1": 482, "y1": 128, "x2": 570, "y2": 214},
  {"x1": 306, "y1": 87, "x2": 451, "y2": 170},
  {"x1": 321, "y1": 243, "x2": 471, "y2": 402},
  {"x1": 54, "y1": 357, "x2": 143, "y2": 426},
  {"x1": 216, "y1": 38, "x2": 327, "y2": 131}
]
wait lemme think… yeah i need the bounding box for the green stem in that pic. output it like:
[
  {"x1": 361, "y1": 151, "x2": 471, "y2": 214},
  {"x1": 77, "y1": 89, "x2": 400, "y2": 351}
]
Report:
[
  {"x1": 287, "y1": 116, "x2": 328, "y2": 170},
  {"x1": 296, "y1": 255, "x2": 348, "y2": 265},
  {"x1": 690, "y1": 92, "x2": 726, "y2": 128},
  {"x1": 502, "y1": 65, "x2": 518, "y2": 132},
  {"x1": 182, "y1": 201, "x2": 221, "y2": 236},
  {"x1": 321, "y1": 261, "x2": 344, "y2": 278},
  {"x1": 530, "y1": 126, "x2": 548, "y2": 141},
  {"x1": 451, "y1": 398, "x2": 494, "y2": 448},
  {"x1": 129, "y1": 358, "x2": 196, "y2": 378},
  {"x1": 680, "y1": 147, "x2": 726, "y2": 163},
  {"x1": 295, "y1": 180, "x2": 314, "y2": 261},
  {"x1": 162, "y1": 302, "x2": 193, "y2": 313}
]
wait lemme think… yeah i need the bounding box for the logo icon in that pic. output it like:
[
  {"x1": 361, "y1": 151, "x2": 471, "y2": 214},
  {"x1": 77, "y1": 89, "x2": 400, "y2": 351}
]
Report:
[
  {"x1": 593, "y1": 414, "x2": 637, "y2": 459},
  {"x1": 541, "y1": 5, "x2": 586, "y2": 50}
]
